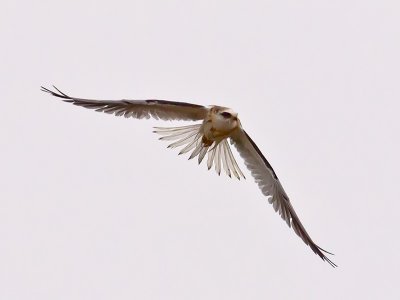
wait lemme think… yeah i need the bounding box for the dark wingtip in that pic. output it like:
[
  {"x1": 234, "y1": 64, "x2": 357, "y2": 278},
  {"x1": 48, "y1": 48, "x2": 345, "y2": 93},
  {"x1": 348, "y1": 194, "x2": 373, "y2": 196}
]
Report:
[
  {"x1": 52, "y1": 85, "x2": 68, "y2": 97},
  {"x1": 40, "y1": 86, "x2": 52, "y2": 93},
  {"x1": 317, "y1": 245, "x2": 335, "y2": 256},
  {"x1": 40, "y1": 85, "x2": 71, "y2": 100},
  {"x1": 316, "y1": 246, "x2": 337, "y2": 268},
  {"x1": 324, "y1": 256, "x2": 338, "y2": 268}
]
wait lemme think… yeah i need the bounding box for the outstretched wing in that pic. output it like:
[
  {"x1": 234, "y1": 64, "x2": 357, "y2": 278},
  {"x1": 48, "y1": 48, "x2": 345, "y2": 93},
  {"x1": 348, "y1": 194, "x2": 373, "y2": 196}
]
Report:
[
  {"x1": 41, "y1": 86, "x2": 208, "y2": 121},
  {"x1": 231, "y1": 127, "x2": 336, "y2": 267}
]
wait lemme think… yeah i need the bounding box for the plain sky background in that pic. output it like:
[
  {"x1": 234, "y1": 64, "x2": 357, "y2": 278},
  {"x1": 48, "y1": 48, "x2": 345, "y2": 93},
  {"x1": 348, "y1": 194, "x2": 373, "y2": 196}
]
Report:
[{"x1": 1, "y1": 0, "x2": 400, "y2": 299}]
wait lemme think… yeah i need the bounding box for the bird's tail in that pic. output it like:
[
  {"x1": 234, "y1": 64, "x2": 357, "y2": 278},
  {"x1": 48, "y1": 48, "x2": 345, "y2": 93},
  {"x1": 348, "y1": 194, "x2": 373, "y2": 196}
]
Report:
[{"x1": 153, "y1": 124, "x2": 245, "y2": 180}]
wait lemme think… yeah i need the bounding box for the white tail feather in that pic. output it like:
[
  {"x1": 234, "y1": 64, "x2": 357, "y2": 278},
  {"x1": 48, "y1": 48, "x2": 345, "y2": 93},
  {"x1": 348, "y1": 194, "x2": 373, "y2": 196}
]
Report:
[{"x1": 153, "y1": 124, "x2": 245, "y2": 179}]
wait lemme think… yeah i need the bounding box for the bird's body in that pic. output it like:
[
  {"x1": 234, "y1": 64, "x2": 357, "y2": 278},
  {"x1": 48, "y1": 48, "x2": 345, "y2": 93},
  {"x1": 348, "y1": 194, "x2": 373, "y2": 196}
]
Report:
[{"x1": 41, "y1": 86, "x2": 336, "y2": 267}]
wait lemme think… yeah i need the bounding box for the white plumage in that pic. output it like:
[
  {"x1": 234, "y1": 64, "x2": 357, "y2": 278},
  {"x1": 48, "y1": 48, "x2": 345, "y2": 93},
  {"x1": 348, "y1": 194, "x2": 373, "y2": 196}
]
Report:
[{"x1": 41, "y1": 86, "x2": 336, "y2": 267}]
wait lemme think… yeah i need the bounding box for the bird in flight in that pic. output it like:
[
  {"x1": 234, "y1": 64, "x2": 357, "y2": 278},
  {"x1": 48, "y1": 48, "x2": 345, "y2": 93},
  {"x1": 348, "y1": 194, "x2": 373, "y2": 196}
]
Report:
[{"x1": 41, "y1": 86, "x2": 336, "y2": 267}]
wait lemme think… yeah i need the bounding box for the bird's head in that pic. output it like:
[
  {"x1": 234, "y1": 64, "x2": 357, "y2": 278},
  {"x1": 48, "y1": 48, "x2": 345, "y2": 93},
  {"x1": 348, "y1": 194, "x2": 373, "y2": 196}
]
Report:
[{"x1": 211, "y1": 106, "x2": 240, "y2": 134}]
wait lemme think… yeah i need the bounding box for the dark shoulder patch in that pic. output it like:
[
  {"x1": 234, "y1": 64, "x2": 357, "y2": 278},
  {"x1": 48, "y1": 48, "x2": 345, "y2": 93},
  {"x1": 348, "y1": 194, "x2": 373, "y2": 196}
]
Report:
[
  {"x1": 244, "y1": 130, "x2": 279, "y2": 180},
  {"x1": 145, "y1": 99, "x2": 204, "y2": 109}
]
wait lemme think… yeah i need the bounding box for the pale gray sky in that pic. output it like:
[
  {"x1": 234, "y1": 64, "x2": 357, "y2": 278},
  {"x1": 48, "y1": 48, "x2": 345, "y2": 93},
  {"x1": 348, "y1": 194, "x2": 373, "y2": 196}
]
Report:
[{"x1": 1, "y1": 0, "x2": 400, "y2": 299}]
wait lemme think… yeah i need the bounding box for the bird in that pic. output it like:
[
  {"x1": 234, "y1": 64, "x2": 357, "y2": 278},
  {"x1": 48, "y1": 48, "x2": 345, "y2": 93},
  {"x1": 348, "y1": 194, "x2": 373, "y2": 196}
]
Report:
[{"x1": 41, "y1": 85, "x2": 336, "y2": 267}]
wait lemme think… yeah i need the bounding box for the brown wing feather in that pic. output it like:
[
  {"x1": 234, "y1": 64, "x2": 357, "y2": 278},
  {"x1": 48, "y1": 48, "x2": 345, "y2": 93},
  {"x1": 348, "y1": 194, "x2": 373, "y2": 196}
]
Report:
[
  {"x1": 41, "y1": 86, "x2": 208, "y2": 121},
  {"x1": 231, "y1": 128, "x2": 336, "y2": 267}
]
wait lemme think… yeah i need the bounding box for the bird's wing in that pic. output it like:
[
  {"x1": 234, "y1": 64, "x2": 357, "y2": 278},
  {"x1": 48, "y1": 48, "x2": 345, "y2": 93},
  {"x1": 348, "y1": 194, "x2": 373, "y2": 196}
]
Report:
[
  {"x1": 41, "y1": 86, "x2": 208, "y2": 121},
  {"x1": 231, "y1": 127, "x2": 336, "y2": 267}
]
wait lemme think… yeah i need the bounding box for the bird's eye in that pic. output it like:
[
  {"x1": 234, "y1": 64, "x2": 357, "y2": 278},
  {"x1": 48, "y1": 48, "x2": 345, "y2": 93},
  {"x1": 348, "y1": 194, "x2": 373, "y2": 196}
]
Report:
[{"x1": 220, "y1": 112, "x2": 232, "y2": 118}]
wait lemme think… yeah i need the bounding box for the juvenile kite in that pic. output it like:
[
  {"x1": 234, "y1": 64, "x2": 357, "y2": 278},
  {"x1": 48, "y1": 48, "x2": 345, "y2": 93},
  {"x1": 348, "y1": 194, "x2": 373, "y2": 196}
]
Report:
[{"x1": 41, "y1": 86, "x2": 336, "y2": 267}]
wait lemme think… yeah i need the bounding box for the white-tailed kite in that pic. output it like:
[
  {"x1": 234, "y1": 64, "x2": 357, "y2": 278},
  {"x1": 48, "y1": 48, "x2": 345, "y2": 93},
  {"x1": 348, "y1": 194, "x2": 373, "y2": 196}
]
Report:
[{"x1": 41, "y1": 86, "x2": 336, "y2": 267}]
